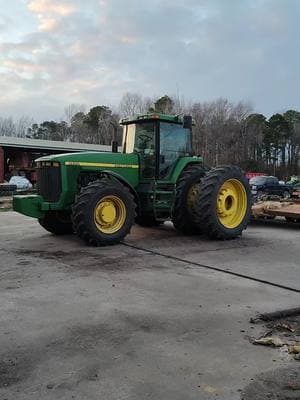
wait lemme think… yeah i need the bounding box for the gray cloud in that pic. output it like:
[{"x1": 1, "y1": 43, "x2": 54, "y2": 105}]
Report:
[{"x1": 0, "y1": 0, "x2": 299, "y2": 120}]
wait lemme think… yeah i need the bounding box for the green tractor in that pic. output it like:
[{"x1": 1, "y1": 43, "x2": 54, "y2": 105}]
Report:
[{"x1": 13, "y1": 113, "x2": 251, "y2": 245}]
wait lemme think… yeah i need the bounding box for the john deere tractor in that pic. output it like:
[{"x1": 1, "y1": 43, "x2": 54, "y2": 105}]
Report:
[{"x1": 13, "y1": 114, "x2": 251, "y2": 245}]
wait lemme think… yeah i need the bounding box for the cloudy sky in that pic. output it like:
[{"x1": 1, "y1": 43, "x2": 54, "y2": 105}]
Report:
[{"x1": 0, "y1": 0, "x2": 299, "y2": 121}]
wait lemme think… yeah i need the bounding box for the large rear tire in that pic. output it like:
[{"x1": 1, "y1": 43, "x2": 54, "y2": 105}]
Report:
[
  {"x1": 194, "y1": 166, "x2": 251, "y2": 239},
  {"x1": 38, "y1": 211, "x2": 73, "y2": 235},
  {"x1": 72, "y1": 179, "x2": 136, "y2": 246},
  {"x1": 172, "y1": 164, "x2": 206, "y2": 234}
]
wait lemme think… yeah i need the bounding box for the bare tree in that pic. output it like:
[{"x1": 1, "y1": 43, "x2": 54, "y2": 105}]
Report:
[
  {"x1": 0, "y1": 116, "x2": 34, "y2": 137},
  {"x1": 119, "y1": 92, "x2": 152, "y2": 117},
  {"x1": 64, "y1": 103, "x2": 86, "y2": 125},
  {"x1": 191, "y1": 98, "x2": 252, "y2": 167},
  {"x1": 15, "y1": 116, "x2": 35, "y2": 137},
  {"x1": 0, "y1": 117, "x2": 15, "y2": 136}
]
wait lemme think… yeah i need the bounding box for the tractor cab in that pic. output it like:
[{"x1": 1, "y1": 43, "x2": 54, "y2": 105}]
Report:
[{"x1": 120, "y1": 114, "x2": 193, "y2": 180}]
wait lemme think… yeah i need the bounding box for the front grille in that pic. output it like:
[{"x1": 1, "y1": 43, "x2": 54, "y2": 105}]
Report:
[{"x1": 37, "y1": 166, "x2": 62, "y2": 202}]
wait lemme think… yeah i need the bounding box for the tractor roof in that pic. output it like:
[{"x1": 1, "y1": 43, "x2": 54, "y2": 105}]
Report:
[{"x1": 120, "y1": 113, "x2": 183, "y2": 125}]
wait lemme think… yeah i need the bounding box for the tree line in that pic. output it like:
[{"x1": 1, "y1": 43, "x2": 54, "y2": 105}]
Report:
[{"x1": 1, "y1": 93, "x2": 299, "y2": 178}]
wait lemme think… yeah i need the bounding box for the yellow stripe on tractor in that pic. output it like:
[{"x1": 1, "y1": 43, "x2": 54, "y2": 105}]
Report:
[{"x1": 65, "y1": 161, "x2": 139, "y2": 169}]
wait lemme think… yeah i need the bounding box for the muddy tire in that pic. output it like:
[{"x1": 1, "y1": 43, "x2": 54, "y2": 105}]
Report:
[
  {"x1": 38, "y1": 211, "x2": 73, "y2": 235},
  {"x1": 72, "y1": 178, "x2": 136, "y2": 246},
  {"x1": 194, "y1": 165, "x2": 252, "y2": 240},
  {"x1": 172, "y1": 164, "x2": 206, "y2": 234}
]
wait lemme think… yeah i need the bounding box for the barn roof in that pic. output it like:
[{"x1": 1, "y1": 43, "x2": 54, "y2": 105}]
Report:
[{"x1": 0, "y1": 136, "x2": 111, "y2": 152}]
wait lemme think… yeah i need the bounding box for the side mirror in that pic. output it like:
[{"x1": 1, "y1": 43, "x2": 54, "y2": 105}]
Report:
[{"x1": 183, "y1": 115, "x2": 192, "y2": 129}]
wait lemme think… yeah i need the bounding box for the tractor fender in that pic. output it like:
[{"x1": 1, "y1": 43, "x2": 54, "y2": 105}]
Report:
[
  {"x1": 100, "y1": 170, "x2": 141, "y2": 213},
  {"x1": 170, "y1": 159, "x2": 205, "y2": 183}
]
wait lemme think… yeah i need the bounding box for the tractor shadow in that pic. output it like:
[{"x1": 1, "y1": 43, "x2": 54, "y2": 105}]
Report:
[
  {"x1": 250, "y1": 218, "x2": 300, "y2": 231},
  {"x1": 126, "y1": 222, "x2": 262, "y2": 256}
]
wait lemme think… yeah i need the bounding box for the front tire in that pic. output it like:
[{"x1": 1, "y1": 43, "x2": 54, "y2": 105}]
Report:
[
  {"x1": 38, "y1": 211, "x2": 73, "y2": 235},
  {"x1": 194, "y1": 166, "x2": 251, "y2": 239},
  {"x1": 72, "y1": 179, "x2": 136, "y2": 246}
]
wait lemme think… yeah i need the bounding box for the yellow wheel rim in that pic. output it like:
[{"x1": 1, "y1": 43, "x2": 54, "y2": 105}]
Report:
[
  {"x1": 217, "y1": 179, "x2": 247, "y2": 229},
  {"x1": 94, "y1": 195, "x2": 126, "y2": 234}
]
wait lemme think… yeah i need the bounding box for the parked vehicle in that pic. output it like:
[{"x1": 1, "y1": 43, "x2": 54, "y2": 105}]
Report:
[
  {"x1": 249, "y1": 176, "x2": 291, "y2": 200},
  {"x1": 13, "y1": 113, "x2": 252, "y2": 245}
]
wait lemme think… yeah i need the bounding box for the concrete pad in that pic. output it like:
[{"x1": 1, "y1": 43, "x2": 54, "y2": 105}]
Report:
[
  {"x1": 0, "y1": 212, "x2": 299, "y2": 400},
  {"x1": 126, "y1": 220, "x2": 300, "y2": 291}
]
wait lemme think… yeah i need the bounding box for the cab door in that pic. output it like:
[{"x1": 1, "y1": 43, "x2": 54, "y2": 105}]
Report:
[
  {"x1": 133, "y1": 122, "x2": 158, "y2": 180},
  {"x1": 159, "y1": 122, "x2": 192, "y2": 179}
]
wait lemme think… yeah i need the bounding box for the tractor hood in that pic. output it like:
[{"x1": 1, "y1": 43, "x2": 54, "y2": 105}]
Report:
[
  {"x1": 36, "y1": 151, "x2": 140, "y2": 189},
  {"x1": 36, "y1": 151, "x2": 139, "y2": 168}
]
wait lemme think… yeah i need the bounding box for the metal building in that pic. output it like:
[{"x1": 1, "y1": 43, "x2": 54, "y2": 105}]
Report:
[{"x1": 0, "y1": 136, "x2": 110, "y2": 183}]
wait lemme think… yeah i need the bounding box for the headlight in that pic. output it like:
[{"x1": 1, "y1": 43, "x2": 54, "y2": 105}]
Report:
[{"x1": 36, "y1": 161, "x2": 60, "y2": 167}]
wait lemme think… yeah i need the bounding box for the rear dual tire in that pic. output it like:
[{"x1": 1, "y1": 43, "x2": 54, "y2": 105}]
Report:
[
  {"x1": 193, "y1": 166, "x2": 252, "y2": 239},
  {"x1": 172, "y1": 165, "x2": 251, "y2": 240}
]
